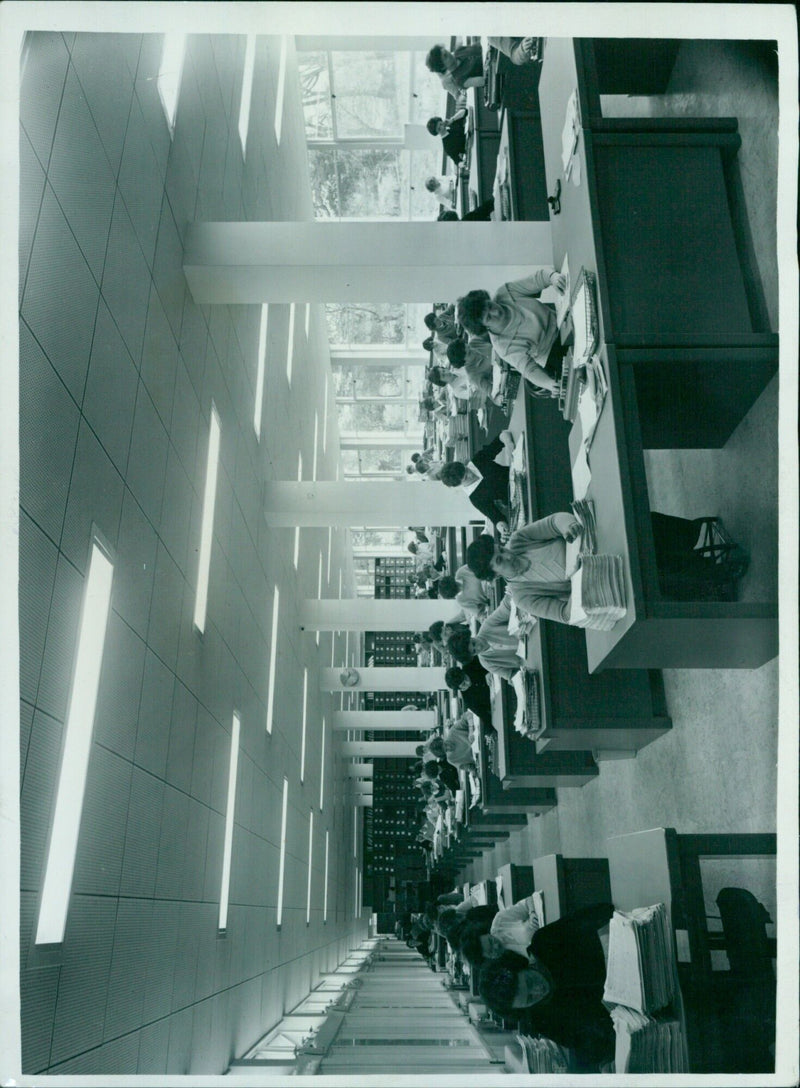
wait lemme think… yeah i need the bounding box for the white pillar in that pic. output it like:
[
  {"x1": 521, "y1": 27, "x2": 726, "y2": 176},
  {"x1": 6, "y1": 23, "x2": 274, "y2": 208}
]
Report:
[
  {"x1": 341, "y1": 741, "x2": 419, "y2": 757},
  {"x1": 301, "y1": 599, "x2": 460, "y2": 631},
  {"x1": 320, "y1": 667, "x2": 447, "y2": 691},
  {"x1": 264, "y1": 481, "x2": 475, "y2": 528},
  {"x1": 355, "y1": 796, "x2": 374, "y2": 807},
  {"x1": 346, "y1": 763, "x2": 374, "y2": 778},
  {"x1": 354, "y1": 781, "x2": 374, "y2": 795},
  {"x1": 183, "y1": 222, "x2": 554, "y2": 303},
  {"x1": 333, "y1": 711, "x2": 436, "y2": 731},
  {"x1": 295, "y1": 36, "x2": 434, "y2": 51}
]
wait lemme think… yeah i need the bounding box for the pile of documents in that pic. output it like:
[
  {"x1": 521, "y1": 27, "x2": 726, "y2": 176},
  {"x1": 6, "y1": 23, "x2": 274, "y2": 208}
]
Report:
[
  {"x1": 571, "y1": 498, "x2": 597, "y2": 552},
  {"x1": 561, "y1": 88, "x2": 582, "y2": 181},
  {"x1": 610, "y1": 1006, "x2": 689, "y2": 1074},
  {"x1": 510, "y1": 667, "x2": 542, "y2": 739},
  {"x1": 512, "y1": 1033, "x2": 571, "y2": 1074},
  {"x1": 569, "y1": 554, "x2": 627, "y2": 630},
  {"x1": 603, "y1": 903, "x2": 675, "y2": 1013},
  {"x1": 570, "y1": 269, "x2": 599, "y2": 364}
]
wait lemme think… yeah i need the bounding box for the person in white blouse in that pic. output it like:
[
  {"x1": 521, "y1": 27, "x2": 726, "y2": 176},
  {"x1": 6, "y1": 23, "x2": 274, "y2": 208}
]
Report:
[
  {"x1": 461, "y1": 894, "x2": 542, "y2": 964},
  {"x1": 437, "y1": 563, "x2": 491, "y2": 621},
  {"x1": 425, "y1": 174, "x2": 457, "y2": 210}
]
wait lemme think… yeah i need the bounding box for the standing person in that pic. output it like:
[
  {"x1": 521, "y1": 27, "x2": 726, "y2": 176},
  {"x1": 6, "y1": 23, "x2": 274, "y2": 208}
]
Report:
[{"x1": 457, "y1": 269, "x2": 568, "y2": 394}]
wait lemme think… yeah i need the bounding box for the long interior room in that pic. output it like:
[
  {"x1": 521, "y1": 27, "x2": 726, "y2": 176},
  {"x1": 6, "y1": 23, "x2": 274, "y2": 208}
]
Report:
[{"x1": 5, "y1": 4, "x2": 797, "y2": 1085}]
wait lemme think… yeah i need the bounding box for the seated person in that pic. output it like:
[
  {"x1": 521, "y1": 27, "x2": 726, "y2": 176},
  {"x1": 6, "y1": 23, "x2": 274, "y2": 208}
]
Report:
[
  {"x1": 446, "y1": 904, "x2": 500, "y2": 954},
  {"x1": 424, "y1": 174, "x2": 456, "y2": 209},
  {"x1": 428, "y1": 364, "x2": 474, "y2": 402},
  {"x1": 408, "y1": 539, "x2": 444, "y2": 568},
  {"x1": 440, "y1": 713, "x2": 477, "y2": 770},
  {"x1": 457, "y1": 269, "x2": 568, "y2": 394},
  {"x1": 446, "y1": 336, "x2": 495, "y2": 399},
  {"x1": 466, "y1": 514, "x2": 581, "y2": 624},
  {"x1": 488, "y1": 36, "x2": 540, "y2": 65},
  {"x1": 445, "y1": 663, "x2": 494, "y2": 728},
  {"x1": 461, "y1": 894, "x2": 542, "y2": 966},
  {"x1": 423, "y1": 334, "x2": 449, "y2": 361},
  {"x1": 479, "y1": 904, "x2": 615, "y2": 1066},
  {"x1": 438, "y1": 432, "x2": 516, "y2": 531},
  {"x1": 446, "y1": 609, "x2": 527, "y2": 682},
  {"x1": 438, "y1": 198, "x2": 495, "y2": 222},
  {"x1": 408, "y1": 526, "x2": 430, "y2": 542},
  {"x1": 438, "y1": 564, "x2": 491, "y2": 621},
  {"x1": 424, "y1": 307, "x2": 459, "y2": 343},
  {"x1": 427, "y1": 107, "x2": 468, "y2": 165},
  {"x1": 423, "y1": 753, "x2": 461, "y2": 793},
  {"x1": 426, "y1": 43, "x2": 485, "y2": 97},
  {"x1": 420, "y1": 394, "x2": 450, "y2": 423}
]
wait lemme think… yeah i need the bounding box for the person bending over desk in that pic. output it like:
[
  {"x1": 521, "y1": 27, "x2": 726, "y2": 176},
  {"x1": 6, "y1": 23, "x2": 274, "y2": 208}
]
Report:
[
  {"x1": 438, "y1": 431, "x2": 516, "y2": 532},
  {"x1": 438, "y1": 564, "x2": 492, "y2": 621},
  {"x1": 424, "y1": 174, "x2": 456, "y2": 210},
  {"x1": 461, "y1": 893, "x2": 542, "y2": 964},
  {"x1": 424, "y1": 307, "x2": 459, "y2": 343},
  {"x1": 428, "y1": 365, "x2": 474, "y2": 402},
  {"x1": 488, "y1": 36, "x2": 540, "y2": 65},
  {"x1": 426, "y1": 43, "x2": 485, "y2": 98},
  {"x1": 446, "y1": 336, "x2": 496, "y2": 400},
  {"x1": 446, "y1": 621, "x2": 526, "y2": 683},
  {"x1": 479, "y1": 903, "x2": 615, "y2": 1066},
  {"x1": 457, "y1": 268, "x2": 568, "y2": 395},
  {"x1": 467, "y1": 514, "x2": 581, "y2": 624},
  {"x1": 445, "y1": 663, "x2": 494, "y2": 729},
  {"x1": 428, "y1": 108, "x2": 468, "y2": 165}
]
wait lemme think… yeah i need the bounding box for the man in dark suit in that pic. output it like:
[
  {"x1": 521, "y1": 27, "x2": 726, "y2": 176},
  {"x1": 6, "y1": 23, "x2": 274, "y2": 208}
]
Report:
[
  {"x1": 427, "y1": 107, "x2": 468, "y2": 165},
  {"x1": 438, "y1": 431, "x2": 515, "y2": 534}
]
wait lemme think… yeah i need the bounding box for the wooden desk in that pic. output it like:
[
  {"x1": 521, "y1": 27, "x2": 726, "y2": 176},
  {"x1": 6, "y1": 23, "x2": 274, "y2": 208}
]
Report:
[
  {"x1": 533, "y1": 38, "x2": 778, "y2": 670},
  {"x1": 496, "y1": 862, "x2": 535, "y2": 909},
  {"x1": 532, "y1": 853, "x2": 611, "y2": 923},
  {"x1": 475, "y1": 721, "x2": 556, "y2": 814},
  {"x1": 606, "y1": 826, "x2": 777, "y2": 1072}
]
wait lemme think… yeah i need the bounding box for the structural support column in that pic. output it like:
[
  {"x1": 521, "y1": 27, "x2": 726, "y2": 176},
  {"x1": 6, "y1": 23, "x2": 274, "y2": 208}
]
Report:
[
  {"x1": 355, "y1": 796, "x2": 374, "y2": 807},
  {"x1": 341, "y1": 741, "x2": 419, "y2": 757},
  {"x1": 354, "y1": 781, "x2": 373, "y2": 795},
  {"x1": 184, "y1": 222, "x2": 554, "y2": 303},
  {"x1": 265, "y1": 481, "x2": 475, "y2": 528},
  {"x1": 321, "y1": 667, "x2": 446, "y2": 692},
  {"x1": 295, "y1": 36, "x2": 434, "y2": 52},
  {"x1": 346, "y1": 763, "x2": 374, "y2": 779},
  {"x1": 301, "y1": 599, "x2": 462, "y2": 631},
  {"x1": 333, "y1": 711, "x2": 435, "y2": 731}
]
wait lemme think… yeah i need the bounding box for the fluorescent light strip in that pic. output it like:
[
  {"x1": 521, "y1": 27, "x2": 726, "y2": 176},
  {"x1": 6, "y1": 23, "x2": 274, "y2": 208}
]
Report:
[
  {"x1": 300, "y1": 668, "x2": 308, "y2": 782},
  {"x1": 330, "y1": 636, "x2": 336, "y2": 668},
  {"x1": 316, "y1": 550, "x2": 323, "y2": 645},
  {"x1": 266, "y1": 585, "x2": 280, "y2": 733},
  {"x1": 338, "y1": 569, "x2": 343, "y2": 599},
  {"x1": 193, "y1": 403, "x2": 221, "y2": 634},
  {"x1": 354, "y1": 866, "x2": 360, "y2": 918},
  {"x1": 345, "y1": 632, "x2": 350, "y2": 663},
  {"x1": 36, "y1": 539, "x2": 114, "y2": 945},
  {"x1": 304, "y1": 303, "x2": 310, "y2": 338},
  {"x1": 253, "y1": 304, "x2": 268, "y2": 439},
  {"x1": 322, "y1": 375, "x2": 328, "y2": 451},
  {"x1": 293, "y1": 451, "x2": 302, "y2": 569},
  {"x1": 276, "y1": 777, "x2": 289, "y2": 927},
  {"x1": 286, "y1": 302, "x2": 296, "y2": 384},
  {"x1": 312, "y1": 414, "x2": 318, "y2": 481},
  {"x1": 157, "y1": 33, "x2": 186, "y2": 136},
  {"x1": 238, "y1": 35, "x2": 257, "y2": 155},
  {"x1": 306, "y1": 810, "x2": 314, "y2": 924},
  {"x1": 218, "y1": 711, "x2": 241, "y2": 931},
  {"x1": 323, "y1": 831, "x2": 329, "y2": 922},
  {"x1": 319, "y1": 718, "x2": 326, "y2": 810},
  {"x1": 274, "y1": 36, "x2": 287, "y2": 143},
  {"x1": 326, "y1": 527, "x2": 332, "y2": 584},
  {"x1": 353, "y1": 805, "x2": 358, "y2": 857}
]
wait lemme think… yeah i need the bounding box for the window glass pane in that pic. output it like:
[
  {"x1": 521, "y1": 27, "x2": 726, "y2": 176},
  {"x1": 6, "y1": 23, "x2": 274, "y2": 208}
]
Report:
[
  {"x1": 326, "y1": 304, "x2": 406, "y2": 346},
  {"x1": 307, "y1": 148, "x2": 339, "y2": 218},
  {"x1": 337, "y1": 403, "x2": 407, "y2": 432},
  {"x1": 341, "y1": 449, "x2": 362, "y2": 474},
  {"x1": 298, "y1": 52, "x2": 332, "y2": 138},
  {"x1": 354, "y1": 369, "x2": 402, "y2": 397},
  {"x1": 358, "y1": 448, "x2": 404, "y2": 473},
  {"x1": 330, "y1": 52, "x2": 409, "y2": 137},
  {"x1": 336, "y1": 149, "x2": 405, "y2": 217},
  {"x1": 409, "y1": 53, "x2": 448, "y2": 124},
  {"x1": 410, "y1": 148, "x2": 446, "y2": 219}
]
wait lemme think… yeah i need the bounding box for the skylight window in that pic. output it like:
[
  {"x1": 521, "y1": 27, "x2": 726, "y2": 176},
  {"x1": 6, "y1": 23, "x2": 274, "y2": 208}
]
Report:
[
  {"x1": 266, "y1": 585, "x2": 280, "y2": 733},
  {"x1": 36, "y1": 536, "x2": 114, "y2": 945},
  {"x1": 219, "y1": 711, "x2": 241, "y2": 931},
  {"x1": 323, "y1": 830, "x2": 329, "y2": 922},
  {"x1": 327, "y1": 527, "x2": 332, "y2": 583},
  {"x1": 253, "y1": 304, "x2": 268, "y2": 438},
  {"x1": 276, "y1": 777, "x2": 289, "y2": 926},
  {"x1": 319, "y1": 718, "x2": 326, "y2": 811},
  {"x1": 193, "y1": 403, "x2": 221, "y2": 634},
  {"x1": 274, "y1": 36, "x2": 288, "y2": 144},
  {"x1": 300, "y1": 668, "x2": 308, "y2": 781},
  {"x1": 304, "y1": 303, "x2": 311, "y2": 337},
  {"x1": 286, "y1": 303, "x2": 296, "y2": 384},
  {"x1": 306, "y1": 810, "x2": 314, "y2": 924},
  {"x1": 312, "y1": 413, "x2": 319, "y2": 481},
  {"x1": 293, "y1": 451, "x2": 302, "y2": 568}
]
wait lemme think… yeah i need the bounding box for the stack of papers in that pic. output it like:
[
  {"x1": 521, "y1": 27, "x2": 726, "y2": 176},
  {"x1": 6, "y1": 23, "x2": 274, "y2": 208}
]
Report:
[
  {"x1": 611, "y1": 1006, "x2": 689, "y2": 1074},
  {"x1": 569, "y1": 554, "x2": 627, "y2": 630},
  {"x1": 515, "y1": 1033, "x2": 571, "y2": 1074},
  {"x1": 555, "y1": 253, "x2": 571, "y2": 327},
  {"x1": 571, "y1": 498, "x2": 597, "y2": 553},
  {"x1": 571, "y1": 270, "x2": 598, "y2": 363},
  {"x1": 603, "y1": 903, "x2": 675, "y2": 1014},
  {"x1": 561, "y1": 88, "x2": 581, "y2": 175}
]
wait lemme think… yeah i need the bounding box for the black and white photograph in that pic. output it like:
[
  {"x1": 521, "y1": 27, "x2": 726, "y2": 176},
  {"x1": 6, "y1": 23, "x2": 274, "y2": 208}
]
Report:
[{"x1": 1, "y1": 2, "x2": 797, "y2": 1084}]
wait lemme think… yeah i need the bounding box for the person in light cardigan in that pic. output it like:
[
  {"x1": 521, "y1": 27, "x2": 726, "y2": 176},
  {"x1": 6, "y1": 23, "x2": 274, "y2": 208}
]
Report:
[
  {"x1": 466, "y1": 514, "x2": 582, "y2": 625},
  {"x1": 457, "y1": 268, "x2": 568, "y2": 394}
]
